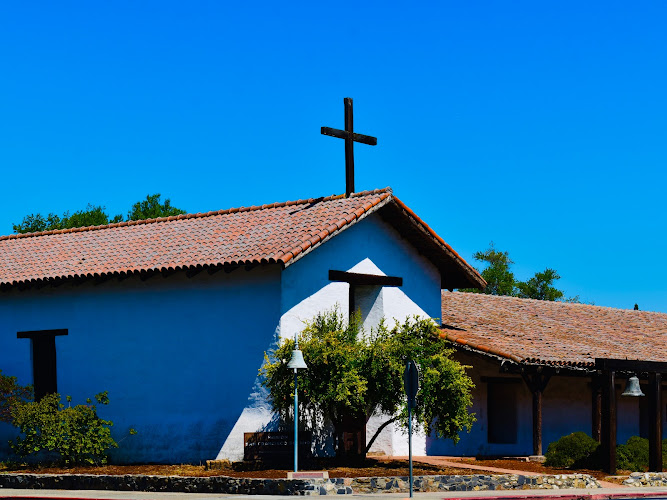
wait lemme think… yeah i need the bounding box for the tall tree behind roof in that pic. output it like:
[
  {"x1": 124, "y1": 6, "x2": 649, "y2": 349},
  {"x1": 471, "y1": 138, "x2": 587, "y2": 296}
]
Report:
[
  {"x1": 460, "y1": 243, "x2": 577, "y2": 303},
  {"x1": 126, "y1": 194, "x2": 185, "y2": 221},
  {"x1": 12, "y1": 194, "x2": 185, "y2": 234}
]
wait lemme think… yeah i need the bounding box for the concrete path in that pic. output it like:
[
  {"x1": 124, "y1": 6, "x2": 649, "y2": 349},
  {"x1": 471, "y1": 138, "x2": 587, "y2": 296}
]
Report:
[{"x1": 395, "y1": 456, "x2": 541, "y2": 476}]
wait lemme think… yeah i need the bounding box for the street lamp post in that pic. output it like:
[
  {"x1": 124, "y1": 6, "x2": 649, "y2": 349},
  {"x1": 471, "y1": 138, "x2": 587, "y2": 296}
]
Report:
[{"x1": 287, "y1": 339, "x2": 308, "y2": 472}]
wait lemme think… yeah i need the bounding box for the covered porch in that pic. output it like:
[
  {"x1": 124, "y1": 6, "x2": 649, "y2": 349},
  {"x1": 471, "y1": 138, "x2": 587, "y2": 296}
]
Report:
[{"x1": 436, "y1": 291, "x2": 667, "y2": 473}]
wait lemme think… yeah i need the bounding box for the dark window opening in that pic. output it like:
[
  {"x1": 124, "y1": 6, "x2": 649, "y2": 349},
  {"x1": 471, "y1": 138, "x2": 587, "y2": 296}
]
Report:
[
  {"x1": 488, "y1": 380, "x2": 518, "y2": 444},
  {"x1": 17, "y1": 329, "x2": 67, "y2": 401}
]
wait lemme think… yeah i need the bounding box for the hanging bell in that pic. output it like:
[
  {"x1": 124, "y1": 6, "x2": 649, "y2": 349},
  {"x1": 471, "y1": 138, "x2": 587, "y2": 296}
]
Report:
[
  {"x1": 287, "y1": 349, "x2": 308, "y2": 370},
  {"x1": 621, "y1": 375, "x2": 645, "y2": 397}
]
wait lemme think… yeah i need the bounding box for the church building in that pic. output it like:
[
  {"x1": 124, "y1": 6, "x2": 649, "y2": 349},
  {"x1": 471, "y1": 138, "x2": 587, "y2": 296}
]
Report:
[{"x1": 0, "y1": 187, "x2": 485, "y2": 463}]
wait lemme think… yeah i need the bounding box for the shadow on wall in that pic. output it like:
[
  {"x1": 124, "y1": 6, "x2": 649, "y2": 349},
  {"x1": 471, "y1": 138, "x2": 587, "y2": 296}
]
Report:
[{"x1": 259, "y1": 412, "x2": 336, "y2": 458}]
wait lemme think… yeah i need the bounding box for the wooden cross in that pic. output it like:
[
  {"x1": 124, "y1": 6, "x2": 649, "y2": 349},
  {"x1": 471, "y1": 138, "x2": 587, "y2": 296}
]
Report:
[{"x1": 321, "y1": 97, "x2": 377, "y2": 197}]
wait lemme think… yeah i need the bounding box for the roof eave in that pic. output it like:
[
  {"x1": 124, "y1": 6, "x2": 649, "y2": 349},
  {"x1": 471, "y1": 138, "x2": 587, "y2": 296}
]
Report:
[{"x1": 377, "y1": 198, "x2": 486, "y2": 290}]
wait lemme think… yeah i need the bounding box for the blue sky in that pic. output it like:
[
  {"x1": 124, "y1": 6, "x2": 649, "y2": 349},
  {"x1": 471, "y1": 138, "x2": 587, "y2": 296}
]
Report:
[{"x1": 1, "y1": 1, "x2": 666, "y2": 311}]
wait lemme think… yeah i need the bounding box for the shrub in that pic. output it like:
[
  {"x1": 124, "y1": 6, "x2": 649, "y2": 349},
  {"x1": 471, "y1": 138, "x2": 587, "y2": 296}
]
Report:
[
  {"x1": 617, "y1": 436, "x2": 649, "y2": 472},
  {"x1": 0, "y1": 371, "x2": 32, "y2": 423},
  {"x1": 616, "y1": 436, "x2": 667, "y2": 472},
  {"x1": 545, "y1": 432, "x2": 600, "y2": 468},
  {"x1": 10, "y1": 391, "x2": 121, "y2": 466}
]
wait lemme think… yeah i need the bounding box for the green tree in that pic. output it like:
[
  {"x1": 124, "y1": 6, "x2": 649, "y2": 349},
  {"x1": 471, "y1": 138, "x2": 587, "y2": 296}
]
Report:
[
  {"x1": 13, "y1": 204, "x2": 122, "y2": 234},
  {"x1": 460, "y1": 243, "x2": 579, "y2": 302},
  {"x1": 461, "y1": 243, "x2": 516, "y2": 296},
  {"x1": 64, "y1": 205, "x2": 123, "y2": 229},
  {"x1": 260, "y1": 310, "x2": 475, "y2": 458},
  {"x1": 127, "y1": 193, "x2": 185, "y2": 221},
  {"x1": 516, "y1": 268, "x2": 564, "y2": 301},
  {"x1": 12, "y1": 194, "x2": 185, "y2": 234}
]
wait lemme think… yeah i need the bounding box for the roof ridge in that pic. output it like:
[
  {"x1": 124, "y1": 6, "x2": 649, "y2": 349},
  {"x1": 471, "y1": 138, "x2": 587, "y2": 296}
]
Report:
[
  {"x1": 446, "y1": 290, "x2": 667, "y2": 317},
  {"x1": 1, "y1": 187, "x2": 394, "y2": 242}
]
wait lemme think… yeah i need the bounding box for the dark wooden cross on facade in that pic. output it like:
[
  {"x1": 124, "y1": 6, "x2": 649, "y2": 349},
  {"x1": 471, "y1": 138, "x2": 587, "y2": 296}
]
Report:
[{"x1": 321, "y1": 97, "x2": 377, "y2": 197}]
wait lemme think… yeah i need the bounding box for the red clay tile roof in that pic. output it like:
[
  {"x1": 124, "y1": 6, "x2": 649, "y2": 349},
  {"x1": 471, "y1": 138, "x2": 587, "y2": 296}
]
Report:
[
  {"x1": 440, "y1": 291, "x2": 667, "y2": 368},
  {"x1": 0, "y1": 188, "x2": 485, "y2": 290}
]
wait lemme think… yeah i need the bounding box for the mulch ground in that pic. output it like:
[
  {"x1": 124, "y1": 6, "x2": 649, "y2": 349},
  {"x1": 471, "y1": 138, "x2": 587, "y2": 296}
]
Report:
[
  {"x1": 0, "y1": 457, "x2": 634, "y2": 482},
  {"x1": 0, "y1": 458, "x2": 477, "y2": 479}
]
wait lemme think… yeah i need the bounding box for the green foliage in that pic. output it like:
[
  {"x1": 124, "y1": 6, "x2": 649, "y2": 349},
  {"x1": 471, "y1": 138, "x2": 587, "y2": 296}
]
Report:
[
  {"x1": 460, "y1": 242, "x2": 578, "y2": 302},
  {"x1": 617, "y1": 436, "x2": 649, "y2": 472},
  {"x1": 12, "y1": 194, "x2": 185, "y2": 234},
  {"x1": 546, "y1": 433, "x2": 667, "y2": 472},
  {"x1": 544, "y1": 432, "x2": 600, "y2": 468},
  {"x1": 9, "y1": 391, "x2": 126, "y2": 466},
  {"x1": 12, "y1": 204, "x2": 122, "y2": 234},
  {"x1": 516, "y1": 268, "x2": 564, "y2": 301},
  {"x1": 0, "y1": 371, "x2": 32, "y2": 423},
  {"x1": 615, "y1": 436, "x2": 667, "y2": 472},
  {"x1": 260, "y1": 310, "x2": 475, "y2": 455},
  {"x1": 466, "y1": 244, "x2": 516, "y2": 296},
  {"x1": 127, "y1": 193, "x2": 185, "y2": 221}
]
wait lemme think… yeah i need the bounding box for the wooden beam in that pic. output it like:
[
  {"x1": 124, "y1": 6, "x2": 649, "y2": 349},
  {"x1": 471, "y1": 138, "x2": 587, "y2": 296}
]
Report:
[
  {"x1": 592, "y1": 375, "x2": 602, "y2": 442},
  {"x1": 648, "y1": 372, "x2": 663, "y2": 472},
  {"x1": 601, "y1": 370, "x2": 617, "y2": 474},
  {"x1": 329, "y1": 270, "x2": 402, "y2": 287},
  {"x1": 596, "y1": 358, "x2": 667, "y2": 374},
  {"x1": 522, "y1": 373, "x2": 551, "y2": 456},
  {"x1": 17, "y1": 329, "x2": 68, "y2": 339}
]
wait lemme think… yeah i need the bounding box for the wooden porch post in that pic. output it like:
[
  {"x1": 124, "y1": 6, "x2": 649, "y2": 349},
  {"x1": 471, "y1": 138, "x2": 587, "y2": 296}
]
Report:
[
  {"x1": 522, "y1": 373, "x2": 551, "y2": 456},
  {"x1": 601, "y1": 370, "x2": 617, "y2": 474},
  {"x1": 648, "y1": 372, "x2": 663, "y2": 472},
  {"x1": 592, "y1": 375, "x2": 602, "y2": 442}
]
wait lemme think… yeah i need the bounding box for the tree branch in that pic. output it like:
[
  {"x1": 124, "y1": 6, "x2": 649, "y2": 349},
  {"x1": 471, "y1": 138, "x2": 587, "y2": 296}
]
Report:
[{"x1": 364, "y1": 416, "x2": 399, "y2": 454}]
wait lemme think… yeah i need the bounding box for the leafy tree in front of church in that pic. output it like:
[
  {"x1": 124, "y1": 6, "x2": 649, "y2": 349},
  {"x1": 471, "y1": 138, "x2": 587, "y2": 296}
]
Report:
[
  {"x1": 260, "y1": 310, "x2": 475, "y2": 458},
  {"x1": 12, "y1": 193, "x2": 186, "y2": 234}
]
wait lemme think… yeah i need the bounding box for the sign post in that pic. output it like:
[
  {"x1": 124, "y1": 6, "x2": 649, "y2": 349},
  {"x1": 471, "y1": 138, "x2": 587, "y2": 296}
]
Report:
[{"x1": 403, "y1": 360, "x2": 419, "y2": 498}]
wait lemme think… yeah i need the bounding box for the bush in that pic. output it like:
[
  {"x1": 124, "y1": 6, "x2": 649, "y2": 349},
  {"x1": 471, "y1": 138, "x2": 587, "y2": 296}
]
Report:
[
  {"x1": 616, "y1": 436, "x2": 667, "y2": 472},
  {"x1": 10, "y1": 391, "x2": 121, "y2": 466},
  {"x1": 617, "y1": 436, "x2": 649, "y2": 472},
  {"x1": 545, "y1": 432, "x2": 600, "y2": 468},
  {"x1": 0, "y1": 370, "x2": 32, "y2": 423}
]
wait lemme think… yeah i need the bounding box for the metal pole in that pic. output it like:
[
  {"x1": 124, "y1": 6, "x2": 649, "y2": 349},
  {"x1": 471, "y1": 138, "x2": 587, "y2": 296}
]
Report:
[
  {"x1": 408, "y1": 404, "x2": 413, "y2": 498},
  {"x1": 294, "y1": 368, "x2": 298, "y2": 473},
  {"x1": 293, "y1": 333, "x2": 299, "y2": 473}
]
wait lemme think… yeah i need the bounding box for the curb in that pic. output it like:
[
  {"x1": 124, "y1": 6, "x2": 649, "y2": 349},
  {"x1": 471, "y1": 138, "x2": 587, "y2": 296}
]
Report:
[{"x1": 0, "y1": 472, "x2": 601, "y2": 496}]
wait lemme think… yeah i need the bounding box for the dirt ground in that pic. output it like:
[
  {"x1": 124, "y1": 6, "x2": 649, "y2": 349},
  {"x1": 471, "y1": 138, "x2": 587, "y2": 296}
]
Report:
[{"x1": 0, "y1": 457, "x2": 631, "y2": 481}]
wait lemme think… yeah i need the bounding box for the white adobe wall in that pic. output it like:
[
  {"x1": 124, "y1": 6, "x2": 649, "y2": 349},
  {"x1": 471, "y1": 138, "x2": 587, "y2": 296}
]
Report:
[
  {"x1": 276, "y1": 212, "x2": 441, "y2": 458},
  {"x1": 215, "y1": 212, "x2": 443, "y2": 461},
  {"x1": 279, "y1": 212, "x2": 442, "y2": 339}
]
